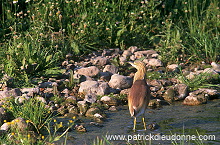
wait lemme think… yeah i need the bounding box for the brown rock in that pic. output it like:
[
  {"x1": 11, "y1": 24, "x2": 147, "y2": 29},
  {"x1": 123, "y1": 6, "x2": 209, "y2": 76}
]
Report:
[
  {"x1": 163, "y1": 87, "x2": 176, "y2": 102},
  {"x1": 103, "y1": 65, "x2": 119, "y2": 74},
  {"x1": 76, "y1": 66, "x2": 100, "y2": 77},
  {"x1": 100, "y1": 96, "x2": 118, "y2": 106},
  {"x1": 91, "y1": 56, "x2": 109, "y2": 66},
  {"x1": 128, "y1": 46, "x2": 139, "y2": 53},
  {"x1": 122, "y1": 50, "x2": 132, "y2": 58},
  {"x1": 78, "y1": 81, "x2": 110, "y2": 95},
  {"x1": 174, "y1": 84, "x2": 189, "y2": 100},
  {"x1": 144, "y1": 58, "x2": 163, "y2": 67},
  {"x1": 85, "y1": 107, "x2": 102, "y2": 118},
  {"x1": 75, "y1": 125, "x2": 86, "y2": 132},
  {"x1": 167, "y1": 64, "x2": 179, "y2": 72},
  {"x1": 77, "y1": 101, "x2": 89, "y2": 115},
  {"x1": 108, "y1": 74, "x2": 132, "y2": 89},
  {"x1": 182, "y1": 89, "x2": 217, "y2": 105},
  {"x1": 0, "y1": 88, "x2": 22, "y2": 99},
  {"x1": 183, "y1": 95, "x2": 207, "y2": 106}
]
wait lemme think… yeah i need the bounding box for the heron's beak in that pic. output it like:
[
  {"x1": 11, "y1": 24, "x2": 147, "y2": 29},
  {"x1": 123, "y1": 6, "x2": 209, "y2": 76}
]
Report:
[{"x1": 128, "y1": 61, "x2": 136, "y2": 67}]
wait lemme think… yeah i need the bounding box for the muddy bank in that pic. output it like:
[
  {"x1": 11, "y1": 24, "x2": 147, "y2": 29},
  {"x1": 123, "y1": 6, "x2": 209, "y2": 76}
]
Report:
[{"x1": 68, "y1": 99, "x2": 220, "y2": 145}]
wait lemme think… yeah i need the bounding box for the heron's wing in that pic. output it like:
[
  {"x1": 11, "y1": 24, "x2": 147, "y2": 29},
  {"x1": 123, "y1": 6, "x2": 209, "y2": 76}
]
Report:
[{"x1": 128, "y1": 80, "x2": 150, "y2": 116}]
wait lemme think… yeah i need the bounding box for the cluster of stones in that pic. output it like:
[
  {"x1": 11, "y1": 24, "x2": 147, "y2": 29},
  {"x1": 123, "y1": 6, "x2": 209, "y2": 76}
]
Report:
[{"x1": 0, "y1": 46, "x2": 219, "y2": 133}]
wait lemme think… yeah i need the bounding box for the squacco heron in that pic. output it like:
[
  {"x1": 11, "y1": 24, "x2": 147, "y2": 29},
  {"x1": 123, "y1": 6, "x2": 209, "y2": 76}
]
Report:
[{"x1": 128, "y1": 60, "x2": 150, "y2": 131}]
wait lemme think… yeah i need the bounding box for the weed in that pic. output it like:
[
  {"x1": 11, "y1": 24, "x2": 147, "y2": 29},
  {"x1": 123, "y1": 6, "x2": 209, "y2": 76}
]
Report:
[
  {"x1": 1, "y1": 0, "x2": 219, "y2": 87},
  {"x1": 5, "y1": 97, "x2": 52, "y2": 133},
  {"x1": 176, "y1": 68, "x2": 220, "y2": 91},
  {"x1": 1, "y1": 97, "x2": 75, "y2": 144}
]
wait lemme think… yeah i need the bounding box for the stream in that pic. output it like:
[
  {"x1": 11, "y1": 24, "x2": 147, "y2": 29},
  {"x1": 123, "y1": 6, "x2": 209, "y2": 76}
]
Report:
[{"x1": 62, "y1": 99, "x2": 220, "y2": 145}]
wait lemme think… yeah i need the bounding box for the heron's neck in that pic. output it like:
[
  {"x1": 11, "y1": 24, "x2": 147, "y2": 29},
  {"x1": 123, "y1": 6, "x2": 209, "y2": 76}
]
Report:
[{"x1": 133, "y1": 67, "x2": 146, "y2": 82}]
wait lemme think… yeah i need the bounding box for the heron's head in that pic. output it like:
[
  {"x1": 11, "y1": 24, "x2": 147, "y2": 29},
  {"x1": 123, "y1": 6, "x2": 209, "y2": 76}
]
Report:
[{"x1": 129, "y1": 60, "x2": 146, "y2": 70}]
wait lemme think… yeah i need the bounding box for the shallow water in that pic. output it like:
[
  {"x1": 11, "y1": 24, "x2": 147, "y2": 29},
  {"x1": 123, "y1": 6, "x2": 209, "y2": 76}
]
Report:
[{"x1": 65, "y1": 99, "x2": 220, "y2": 145}]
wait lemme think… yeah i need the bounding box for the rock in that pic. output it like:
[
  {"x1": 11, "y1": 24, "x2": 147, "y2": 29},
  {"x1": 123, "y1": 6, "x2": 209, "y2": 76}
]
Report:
[
  {"x1": 0, "y1": 122, "x2": 10, "y2": 131},
  {"x1": 174, "y1": 84, "x2": 189, "y2": 100},
  {"x1": 75, "y1": 125, "x2": 86, "y2": 132},
  {"x1": 61, "y1": 88, "x2": 69, "y2": 97},
  {"x1": 68, "y1": 106, "x2": 79, "y2": 115},
  {"x1": 62, "y1": 60, "x2": 69, "y2": 67},
  {"x1": 163, "y1": 87, "x2": 176, "y2": 102},
  {"x1": 144, "y1": 58, "x2": 163, "y2": 67},
  {"x1": 66, "y1": 64, "x2": 75, "y2": 70},
  {"x1": 98, "y1": 82, "x2": 110, "y2": 95},
  {"x1": 78, "y1": 80, "x2": 98, "y2": 94},
  {"x1": 119, "y1": 56, "x2": 127, "y2": 65},
  {"x1": 65, "y1": 96, "x2": 77, "y2": 104},
  {"x1": 0, "y1": 88, "x2": 22, "y2": 99},
  {"x1": 198, "y1": 88, "x2": 220, "y2": 99},
  {"x1": 39, "y1": 82, "x2": 54, "y2": 88},
  {"x1": 163, "y1": 84, "x2": 188, "y2": 102},
  {"x1": 79, "y1": 81, "x2": 110, "y2": 95},
  {"x1": 211, "y1": 62, "x2": 220, "y2": 73},
  {"x1": 186, "y1": 72, "x2": 196, "y2": 80},
  {"x1": 149, "y1": 80, "x2": 163, "y2": 88},
  {"x1": 100, "y1": 96, "x2": 118, "y2": 106},
  {"x1": 64, "y1": 113, "x2": 78, "y2": 118},
  {"x1": 85, "y1": 107, "x2": 102, "y2": 118},
  {"x1": 15, "y1": 95, "x2": 30, "y2": 104},
  {"x1": 148, "y1": 99, "x2": 161, "y2": 108},
  {"x1": 147, "y1": 123, "x2": 160, "y2": 130},
  {"x1": 21, "y1": 87, "x2": 39, "y2": 97},
  {"x1": 120, "y1": 88, "x2": 130, "y2": 96},
  {"x1": 76, "y1": 66, "x2": 100, "y2": 77},
  {"x1": 122, "y1": 50, "x2": 132, "y2": 58},
  {"x1": 108, "y1": 74, "x2": 132, "y2": 89},
  {"x1": 91, "y1": 56, "x2": 109, "y2": 66},
  {"x1": 203, "y1": 68, "x2": 219, "y2": 75},
  {"x1": 148, "y1": 99, "x2": 170, "y2": 108},
  {"x1": 42, "y1": 88, "x2": 53, "y2": 93},
  {"x1": 160, "y1": 79, "x2": 173, "y2": 86},
  {"x1": 128, "y1": 46, "x2": 139, "y2": 53},
  {"x1": 182, "y1": 89, "x2": 214, "y2": 105},
  {"x1": 84, "y1": 93, "x2": 97, "y2": 104},
  {"x1": 49, "y1": 105, "x2": 58, "y2": 112},
  {"x1": 93, "y1": 113, "x2": 105, "y2": 123},
  {"x1": 102, "y1": 48, "x2": 120, "y2": 57},
  {"x1": 108, "y1": 106, "x2": 118, "y2": 111},
  {"x1": 57, "y1": 106, "x2": 68, "y2": 115},
  {"x1": 183, "y1": 95, "x2": 207, "y2": 106},
  {"x1": 2, "y1": 74, "x2": 14, "y2": 88},
  {"x1": 90, "y1": 122, "x2": 104, "y2": 127},
  {"x1": 10, "y1": 117, "x2": 31, "y2": 132},
  {"x1": 130, "y1": 55, "x2": 136, "y2": 61},
  {"x1": 108, "y1": 88, "x2": 121, "y2": 94},
  {"x1": 150, "y1": 86, "x2": 161, "y2": 92},
  {"x1": 167, "y1": 64, "x2": 179, "y2": 72},
  {"x1": 103, "y1": 65, "x2": 118, "y2": 74},
  {"x1": 134, "y1": 51, "x2": 144, "y2": 59},
  {"x1": 77, "y1": 101, "x2": 89, "y2": 115},
  {"x1": 134, "y1": 50, "x2": 158, "y2": 59},
  {"x1": 99, "y1": 72, "x2": 111, "y2": 81},
  {"x1": 73, "y1": 73, "x2": 82, "y2": 80}
]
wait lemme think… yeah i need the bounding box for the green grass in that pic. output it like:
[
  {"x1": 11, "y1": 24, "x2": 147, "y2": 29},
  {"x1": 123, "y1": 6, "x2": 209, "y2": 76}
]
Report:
[
  {"x1": 0, "y1": 0, "x2": 219, "y2": 87},
  {"x1": 5, "y1": 97, "x2": 51, "y2": 133},
  {"x1": 176, "y1": 68, "x2": 220, "y2": 91},
  {"x1": 1, "y1": 97, "x2": 75, "y2": 144}
]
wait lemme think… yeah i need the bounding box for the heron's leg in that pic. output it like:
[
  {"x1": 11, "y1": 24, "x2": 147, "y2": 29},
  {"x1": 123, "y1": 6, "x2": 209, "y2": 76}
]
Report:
[
  {"x1": 133, "y1": 117, "x2": 137, "y2": 131},
  {"x1": 142, "y1": 115, "x2": 147, "y2": 130}
]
